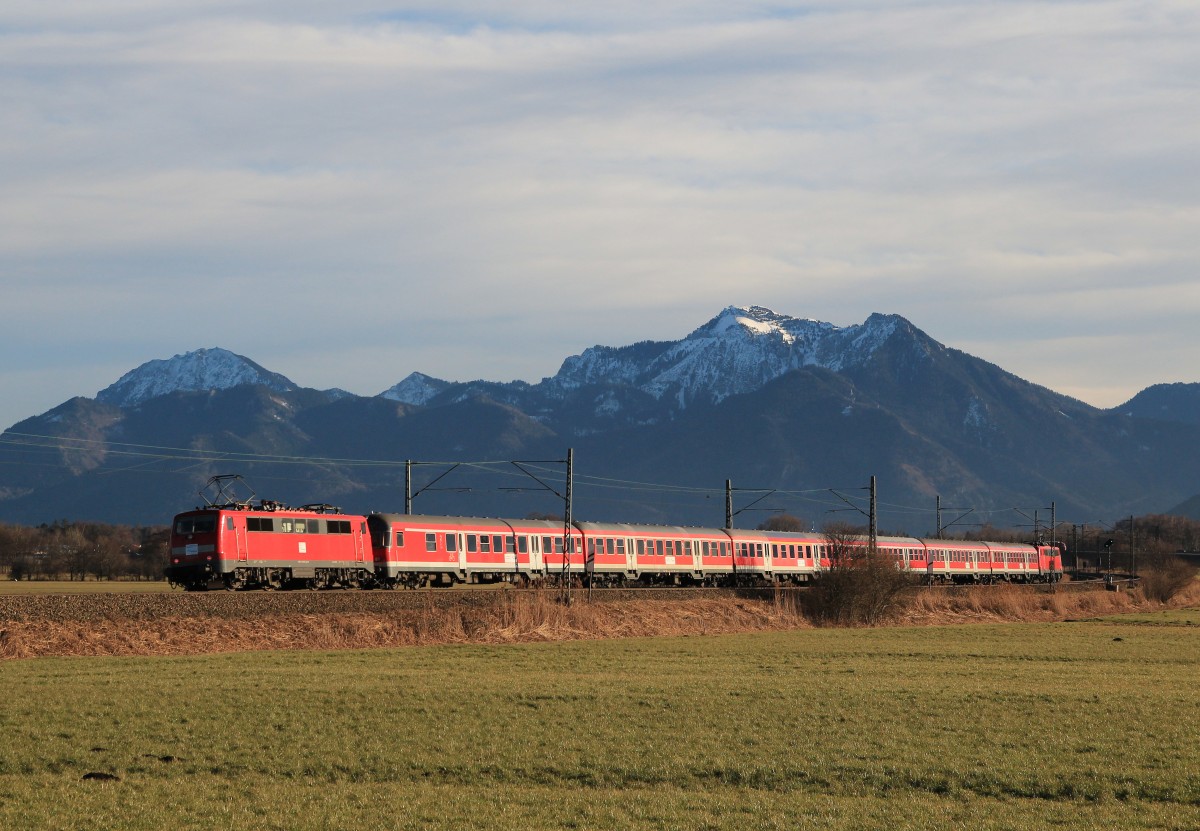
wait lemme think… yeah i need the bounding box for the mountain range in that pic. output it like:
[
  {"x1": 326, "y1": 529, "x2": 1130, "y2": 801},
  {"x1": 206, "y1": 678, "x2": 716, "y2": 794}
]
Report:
[{"x1": 3, "y1": 306, "x2": 1199, "y2": 530}]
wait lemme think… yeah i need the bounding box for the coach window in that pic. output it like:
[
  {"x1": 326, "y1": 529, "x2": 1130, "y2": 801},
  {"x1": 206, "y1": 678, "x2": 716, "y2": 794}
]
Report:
[
  {"x1": 394, "y1": 531, "x2": 405, "y2": 548},
  {"x1": 518, "y1": 536, "x2": 528, "y2": 554},
  {"x1": 506, "y1": 537, "x2": 516, "y2": 554},
  {"x1": 425, "y1": 533, "x2": 437, "y2": 552},
  {"x1": 616, "y1": 539, "x2": 625, "y2": 556},
  {"x1": 446, "y1": 534, "x2": 458, "y2": 552},
  {"x1": 480, "y1": 536, "x2": 491, "y2": 554},
  {"x1": 466, "y1": 534, "x2": 477, "y2": 553},
  {"x1": 637, "y1": 540, "x2": 646, "y2": 556}
]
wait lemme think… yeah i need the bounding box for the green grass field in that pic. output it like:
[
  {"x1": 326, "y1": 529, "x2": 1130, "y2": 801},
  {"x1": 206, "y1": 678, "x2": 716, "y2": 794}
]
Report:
[
  {"x1": 2, "y1": 616, "x2": 1198, "y2": 830},
  {"x1": 0, "y1": 580, "x2": 171, "y2": 596}
]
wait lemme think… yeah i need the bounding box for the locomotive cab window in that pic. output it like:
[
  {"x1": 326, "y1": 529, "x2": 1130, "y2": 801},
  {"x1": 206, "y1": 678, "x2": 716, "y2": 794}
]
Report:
[{"x1": 176, "y1": 516, "x2": 218, "y2": 534}]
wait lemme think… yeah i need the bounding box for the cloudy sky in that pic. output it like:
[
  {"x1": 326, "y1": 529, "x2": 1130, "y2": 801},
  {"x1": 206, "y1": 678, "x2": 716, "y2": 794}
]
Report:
[{"x1": 2, "y1": 1, "x2": 1197, "y2": 431}]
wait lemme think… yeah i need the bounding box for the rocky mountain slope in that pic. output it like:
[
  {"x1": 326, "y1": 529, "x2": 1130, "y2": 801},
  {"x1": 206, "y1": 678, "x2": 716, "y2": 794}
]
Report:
[{"x1": 2, "y1": 307, "x2": 1198, "y2": 529}]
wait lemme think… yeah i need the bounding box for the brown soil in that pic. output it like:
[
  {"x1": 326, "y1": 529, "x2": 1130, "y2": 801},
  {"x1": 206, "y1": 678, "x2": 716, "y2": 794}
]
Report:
[{"x1": 1, "y1": 582, "x2": 1196, "y2": 660}]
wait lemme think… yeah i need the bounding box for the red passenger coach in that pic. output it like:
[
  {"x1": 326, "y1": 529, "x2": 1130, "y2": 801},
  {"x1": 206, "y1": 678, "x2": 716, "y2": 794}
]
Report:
[
  {"x1": 368, "y1": 513, "x2": 582, "y2": 587},
  {"x1": 167, "y1": 503, "x2": 372, "y2": 590}
]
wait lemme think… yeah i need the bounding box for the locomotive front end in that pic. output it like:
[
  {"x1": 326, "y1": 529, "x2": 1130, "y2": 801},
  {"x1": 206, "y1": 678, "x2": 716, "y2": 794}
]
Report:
[{"x1": 166, "y1": 510, "x2": 225, "y2": 590}]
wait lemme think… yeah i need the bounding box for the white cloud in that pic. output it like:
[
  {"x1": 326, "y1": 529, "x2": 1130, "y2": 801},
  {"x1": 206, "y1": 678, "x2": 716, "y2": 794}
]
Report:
[{"x1": 1, "y1": 1, "x2": 1198, "y2": 429}]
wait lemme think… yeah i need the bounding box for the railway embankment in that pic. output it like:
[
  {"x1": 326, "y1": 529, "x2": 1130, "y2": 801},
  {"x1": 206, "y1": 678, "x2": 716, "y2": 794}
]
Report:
[{"x1": 1, "y1": 582, "x2": 1196, "y2": 660}]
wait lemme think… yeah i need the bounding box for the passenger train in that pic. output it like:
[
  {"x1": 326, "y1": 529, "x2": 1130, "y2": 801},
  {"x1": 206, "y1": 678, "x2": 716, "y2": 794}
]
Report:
[{"x1": 166, "y1": 498, "x2": 1063, "y2": 591}]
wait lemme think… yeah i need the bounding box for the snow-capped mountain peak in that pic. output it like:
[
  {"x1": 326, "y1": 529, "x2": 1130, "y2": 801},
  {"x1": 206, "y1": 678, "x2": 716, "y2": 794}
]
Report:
[
  {"x1": 96, "y1": 347, "x2": 296, "y2": 408},
  {"x1": 546, "y1": 306, "x2": 920, "y2": 411},
  {"x1": 699, "y1": 305, "x2": 821, "y2": 343},
  {"x1": 379, "y1": 372, "x2": 451, "y2": 406}
]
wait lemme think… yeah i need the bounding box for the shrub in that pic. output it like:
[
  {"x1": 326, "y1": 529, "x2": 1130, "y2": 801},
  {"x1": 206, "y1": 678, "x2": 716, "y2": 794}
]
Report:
[
  {"x1": 1138, "y1": 555, "x2": 1198, "y2": 603},
  {"x1": 807, "y1": 525, "x2": 918, "y2": 626}
]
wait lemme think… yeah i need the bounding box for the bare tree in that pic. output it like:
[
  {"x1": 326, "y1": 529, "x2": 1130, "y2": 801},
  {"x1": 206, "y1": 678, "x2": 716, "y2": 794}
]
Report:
[
  {"x1": 757, "y1": 514, "x2": 806, "y2": 532},
  {"x1": 808, "y1": 522, "x2": 916, "y2": 626}
]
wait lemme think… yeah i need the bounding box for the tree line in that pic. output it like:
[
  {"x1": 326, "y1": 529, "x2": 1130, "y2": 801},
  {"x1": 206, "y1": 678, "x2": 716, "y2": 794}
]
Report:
[{"x1": 0, "y1": 520, "x2": 169, "y2": 581}]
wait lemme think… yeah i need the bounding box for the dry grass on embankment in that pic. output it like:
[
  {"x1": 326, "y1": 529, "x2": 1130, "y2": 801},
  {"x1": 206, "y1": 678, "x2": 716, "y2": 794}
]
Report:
[
  {"x1": 1, "y1": 581, "x2": 1198, "y2": 660},
  {"x1": 901, "y1": 579, "x2": 1200, "y2": 624}
]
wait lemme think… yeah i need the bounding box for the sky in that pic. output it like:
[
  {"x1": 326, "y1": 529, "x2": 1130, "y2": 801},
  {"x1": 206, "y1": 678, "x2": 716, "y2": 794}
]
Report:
[{"x1": 2, "y1": 1, "x2": 1198, "y2": 431}]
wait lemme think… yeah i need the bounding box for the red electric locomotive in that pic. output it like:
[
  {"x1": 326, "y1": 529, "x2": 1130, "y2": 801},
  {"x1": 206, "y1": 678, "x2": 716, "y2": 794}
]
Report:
[{"x1": 167, "y1": 502, "x2": 373, "y2": 590}]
